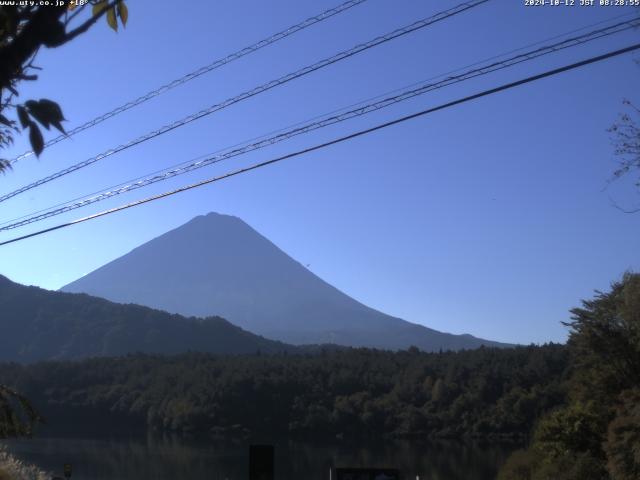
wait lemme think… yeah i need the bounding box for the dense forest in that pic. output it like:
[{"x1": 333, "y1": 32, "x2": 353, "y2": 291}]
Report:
[
  {"x1": 499, "y1": 273, "x2": 640, "y2": 480},
  {"x1": 0, "y1": 344, "x2": 568, "y2": 440}
]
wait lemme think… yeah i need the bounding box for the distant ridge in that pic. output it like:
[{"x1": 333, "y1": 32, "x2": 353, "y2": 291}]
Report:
[
  {"x1": 0, "y1": 274, "x2": 296, "y2": 363},
  {"x1": 62, "y1": 213, "x2": 511, "y2": 351}
]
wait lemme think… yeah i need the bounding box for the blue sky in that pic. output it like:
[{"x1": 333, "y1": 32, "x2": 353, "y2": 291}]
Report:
[{"x1": 0, "y1": 0, "x2": 638, "y2": 344}]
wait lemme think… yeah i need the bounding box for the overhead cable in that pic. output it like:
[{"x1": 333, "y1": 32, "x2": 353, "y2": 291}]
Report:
[
  {"x1": 2, "y1": 17, "x2": 637, "y2": 231},
  {"x1": 0, "y1": 0, "x2": 489, "y2": 204},
  {"x1": 2, "y1": 42, "x2": 638, "y2": 247},
  {"x1": 8, "y1": 0, "x2": 371, "y2": 164}
]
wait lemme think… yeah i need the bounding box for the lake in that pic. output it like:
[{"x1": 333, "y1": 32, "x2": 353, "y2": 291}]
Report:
[{"x1": 2, "y1": 433, "x2": 516, "y2": 480}]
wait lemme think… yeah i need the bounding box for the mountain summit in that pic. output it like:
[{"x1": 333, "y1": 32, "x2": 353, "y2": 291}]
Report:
[{"x1": 62, "y1": 213, "x2": 508, "y2": 350}]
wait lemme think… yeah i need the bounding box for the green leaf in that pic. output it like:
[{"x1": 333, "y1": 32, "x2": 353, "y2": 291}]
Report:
[
  {"x1": 92, "y1": 0, "x2": 108, "y2": 17},
  {"x1": 107, "y1": 7, "x2": 118, "y2": 31},
  {"x1": 16, "y1": 106, "x2": 29, "y2": 129},
  {"x1": 117, "y1": 2, "x2": 128, "y2": 27},
  {"x1": 29, "y1": 124, "x2": 44, "y2": 157}
]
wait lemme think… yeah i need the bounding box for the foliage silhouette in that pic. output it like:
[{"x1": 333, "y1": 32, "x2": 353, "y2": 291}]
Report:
[{"x1": 0, "y1": 0, "x2": 128, "y2": 171}]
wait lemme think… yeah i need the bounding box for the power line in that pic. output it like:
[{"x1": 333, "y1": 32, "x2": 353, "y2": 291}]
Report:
[
  {"x1": 9, "y1": 9, "x2": 632, "y2": 228},
  {"x1": 2, "y1": 17, "x2": 637, "y2": 231},
  {"x1": 2, "y1": 17, "x2": 636, "y2": 229},
  {"x1": 0, "y1": 0, "x2": 490, "y2": 204},
  {"x1": 2, "y1": 42, "x2": 638, "y2": 247},
  {"x1": 8, "y1": 0, "x2": 370, "y2": 164},
  {"x1": 25, "y1": 0, "x2": 630, "y2": 227}
]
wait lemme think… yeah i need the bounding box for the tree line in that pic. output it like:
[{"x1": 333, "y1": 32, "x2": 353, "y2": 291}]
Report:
[
  {"x1": 499, "y1": 273, "x2": 640, "y2": 480},
  {"x1": 0, "y1": 342, "x2": 568, "y2": 441}
]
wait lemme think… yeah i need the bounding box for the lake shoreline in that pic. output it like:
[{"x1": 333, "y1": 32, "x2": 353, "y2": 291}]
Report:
[{"x1": 2, "y1": 433, "x2": 519, "y2": 480}]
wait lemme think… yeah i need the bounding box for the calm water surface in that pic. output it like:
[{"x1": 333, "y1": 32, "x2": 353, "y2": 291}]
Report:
[{"x1": 3, "y1": 434, "x2": 516, "y2": 480}]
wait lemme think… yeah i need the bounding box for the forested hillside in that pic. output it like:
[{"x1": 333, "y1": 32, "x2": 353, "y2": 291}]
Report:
[
  {"x1": 0, "y1": 344, "x2": 568, "y2": 439},
  {"x1": 499, "y1": 273, "x2": 640, "y2": 480},
  {"x1": 0, "y1": 275, "x2": 294, "y2": 362}
]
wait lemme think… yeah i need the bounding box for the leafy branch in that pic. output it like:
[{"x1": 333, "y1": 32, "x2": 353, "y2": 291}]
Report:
[
  {"x1": 0, "y1": 384, "x2": 43, "y2": 438},
  {"x1": 0, "y1": 0, "x2": 129, "y2": 172}
]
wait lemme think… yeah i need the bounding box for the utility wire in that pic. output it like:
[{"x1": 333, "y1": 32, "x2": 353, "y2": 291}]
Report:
[
  {"x1": 6, "y1": 9, "x2": 633, "y2": 230},
  {"x1": 2, "y1": 17, "x2": 637, "y2": 231},
  {"x1": 10, "y1": 8, "x2": 635, "y2": 230},
  {"x1": 27, "y1": 0, "x2": 634, "y2": 227},
  {"x1": 0, "y1": 0, "x2": 489, "y2": 204},
  {"x1": 8, "y1": 0, "x2": 370, "y2": 164},
  {"x1": 2, "y1": 42, "x2": 638, "y2": 247},
  {"x1": 3, "y1": 7, "x2": 636, "y2": 229}
]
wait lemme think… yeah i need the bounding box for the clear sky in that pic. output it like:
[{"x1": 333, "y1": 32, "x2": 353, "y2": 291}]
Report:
[{"x1": 0, "y1": 0, "x2": 638, "y2": 344}]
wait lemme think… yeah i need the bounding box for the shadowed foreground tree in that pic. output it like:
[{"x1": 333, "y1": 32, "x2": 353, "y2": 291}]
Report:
[
  {"x1": 0, "y1": 384, "x2": 41, "y2": 438},
  {"x1": 499, "y1": 273, "x2": 640, "y2": 480},
  {"x1": 604, "y1": 387, "x2": 640, "y2": 480},
  {"x1": 0, "y1": 0, "x2": 128, "y2": 171}
]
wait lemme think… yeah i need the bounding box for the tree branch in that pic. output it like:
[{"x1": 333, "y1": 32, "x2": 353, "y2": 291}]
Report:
[
  {"x1": 65, "y1": 3, "x2": 89, "y2": 26},
  {"x1": 63, "y1": 0, "x2": 123, "y2": 43},
  {"x1": 608, "y1": 194, "x2": 640, "y2": 214}
]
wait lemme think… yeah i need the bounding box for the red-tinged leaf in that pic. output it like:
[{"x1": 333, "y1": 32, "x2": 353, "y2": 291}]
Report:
[
  {"x1": 92, "y1": 0, "x2": 108, "y2": 17},
  {"x1": 117, "y1": 2, "x2": 128, "y2": 27},
  {"x1": 106, "y1": 7, "x2": 118, "y2": 31}
]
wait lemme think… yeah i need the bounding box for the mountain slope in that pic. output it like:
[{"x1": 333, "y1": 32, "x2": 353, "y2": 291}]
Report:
[
  {"x1": 62, "y1": 212, "x2": 509, "y2": 351},
  {"x1": 0, "y1": 274, "x2": 294, "y2": 362}
]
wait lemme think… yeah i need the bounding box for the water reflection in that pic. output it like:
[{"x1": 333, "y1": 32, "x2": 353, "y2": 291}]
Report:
[{"x1": 3, "y1": 433, "x2": 516, "y2": 480}]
